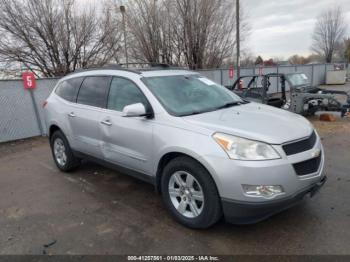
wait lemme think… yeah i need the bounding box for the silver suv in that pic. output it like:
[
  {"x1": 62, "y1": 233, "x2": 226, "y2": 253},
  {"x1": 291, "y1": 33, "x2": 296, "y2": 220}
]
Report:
[{"x1": 44, "y1": 64, "x2": 326, "y2": 228}]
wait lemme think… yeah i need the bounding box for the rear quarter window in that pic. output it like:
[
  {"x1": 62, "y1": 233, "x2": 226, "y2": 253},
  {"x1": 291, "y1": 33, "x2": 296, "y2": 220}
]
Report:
[{"x1": 55, "y1": 77, "x2": 84, "y2": 102}]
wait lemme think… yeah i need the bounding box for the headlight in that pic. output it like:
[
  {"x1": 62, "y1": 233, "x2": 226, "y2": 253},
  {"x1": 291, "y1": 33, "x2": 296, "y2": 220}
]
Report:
[{"x1": 213, "y1": 133, "x2": 280, "y2": 160}]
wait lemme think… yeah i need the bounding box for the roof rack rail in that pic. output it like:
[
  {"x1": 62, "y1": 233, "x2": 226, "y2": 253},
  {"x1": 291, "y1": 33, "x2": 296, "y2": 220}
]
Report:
[
  {"x1": 70, "y1": 64, "x2": 142, "y2": 75},
  {"x1": 68, "y1": 62, "x2": 185, "y2": 76},
  {"x1": 118, "y1": 63, "x2": 171, "y2": 69},
  {"x1": 101, "y1": 64, "x2": 143, "y2": 73}
]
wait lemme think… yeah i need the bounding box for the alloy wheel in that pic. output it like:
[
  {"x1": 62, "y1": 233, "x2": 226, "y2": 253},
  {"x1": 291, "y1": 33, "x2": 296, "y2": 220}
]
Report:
[
  {"x1": 53, "y1": 138, "x2": 67, "y2": 167},
  {"x1": 168, "y1": 171, "x2": 204, "y2": 218}
]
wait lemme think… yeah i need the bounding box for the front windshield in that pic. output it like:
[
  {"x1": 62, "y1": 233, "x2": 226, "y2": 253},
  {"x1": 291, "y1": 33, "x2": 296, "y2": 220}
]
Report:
[
  {"x1": 142, "y1": 75, "x2": 243, "y2": 116},
  {"x1": 286, "y1": 73, "x2": 309, "y2": 87}
]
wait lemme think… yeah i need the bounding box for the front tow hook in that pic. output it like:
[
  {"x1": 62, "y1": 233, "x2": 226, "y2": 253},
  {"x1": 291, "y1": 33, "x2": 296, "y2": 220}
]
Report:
[{"x1": 310, "y1": 176, "x2": 327, "y2": 197}]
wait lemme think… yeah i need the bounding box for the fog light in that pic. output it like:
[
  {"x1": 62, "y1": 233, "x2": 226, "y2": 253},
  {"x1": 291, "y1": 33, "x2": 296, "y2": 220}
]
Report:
[{"x1": 242, "y1": 185, "x2": 284, "y2": 198}]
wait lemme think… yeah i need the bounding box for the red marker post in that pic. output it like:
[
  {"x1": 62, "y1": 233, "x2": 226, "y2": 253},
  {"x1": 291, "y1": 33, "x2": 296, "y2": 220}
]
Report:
[
  {"x1": 22, "y1": 72, "x2": 37, "y2": 89},
  {"x1": 22, "y1": 72, "x2": 43, "y2": 134},
  {"x1": 229, "y1": 67, "x2": 235, "y2": 79}
]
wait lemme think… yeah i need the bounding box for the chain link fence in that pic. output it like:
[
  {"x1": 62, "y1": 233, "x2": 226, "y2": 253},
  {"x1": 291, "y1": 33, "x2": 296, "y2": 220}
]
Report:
[
  {"x1": 0, "y1": 63, "x2": 346, "y2": 143},
  {"x1": 0, "y1": 78, "x2": 58, "y2": 143}
]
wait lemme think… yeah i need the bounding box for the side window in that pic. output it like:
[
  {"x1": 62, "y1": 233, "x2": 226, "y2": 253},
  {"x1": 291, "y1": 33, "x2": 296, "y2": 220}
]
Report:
[
  {"x1": 107, "y1": 77, "x2": 150, "y2": 112},
  {"x1": 77, "y1": 76, "x2": 111, "y2": 108},
  {"x1": 55, "y1": 77, "x2": 83, "y2": 102}
]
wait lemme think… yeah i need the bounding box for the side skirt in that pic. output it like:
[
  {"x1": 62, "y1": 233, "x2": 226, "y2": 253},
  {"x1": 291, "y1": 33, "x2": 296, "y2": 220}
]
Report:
[{"x1": 73, "y1": 150, "x2": 156, "y2": 186}]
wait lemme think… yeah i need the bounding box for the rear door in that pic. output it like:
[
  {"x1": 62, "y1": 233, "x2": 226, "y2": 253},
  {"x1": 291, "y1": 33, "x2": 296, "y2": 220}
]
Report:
[
  {"x1": 100, "y1": 77, "x2": 154, "y2": 174},
  {"x1": 69, "y1": 76, "x2": 111, "y2": 158},
  {"x1": 53, "y1": 77, "x2": 84, "y2": 148}
]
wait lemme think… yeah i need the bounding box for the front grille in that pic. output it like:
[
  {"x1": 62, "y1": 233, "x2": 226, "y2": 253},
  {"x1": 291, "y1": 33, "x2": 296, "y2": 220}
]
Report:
[
  {"x1": 282, "y1": 131, "x2": 317, "y2": 156},
  {"x1": 293, "y1": 153, "x2": 322, "y2": 176}
]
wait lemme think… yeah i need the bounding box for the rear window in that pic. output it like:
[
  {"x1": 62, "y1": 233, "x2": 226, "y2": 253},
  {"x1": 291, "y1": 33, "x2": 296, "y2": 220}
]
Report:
[
  {"x1": 55, "y1": 77, "x2": 83, "y2": 102},
  {"x1": 76, "y1": 76, "x2": 111, "y2": 108}
]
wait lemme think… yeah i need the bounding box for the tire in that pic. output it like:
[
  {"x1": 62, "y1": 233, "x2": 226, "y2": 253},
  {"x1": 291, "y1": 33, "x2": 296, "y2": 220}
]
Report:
[
  {"x1": 50, "y1": 130, "x2": 80, "y2": 172},
  {"x1": 161, "y1": 156, "x2": 222, "y2": 229}
]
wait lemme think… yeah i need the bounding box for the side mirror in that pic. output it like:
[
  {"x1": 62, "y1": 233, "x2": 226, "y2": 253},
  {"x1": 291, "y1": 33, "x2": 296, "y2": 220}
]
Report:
[{"x1": 122, "y1": 103, "x2": 148, "y2": 117}]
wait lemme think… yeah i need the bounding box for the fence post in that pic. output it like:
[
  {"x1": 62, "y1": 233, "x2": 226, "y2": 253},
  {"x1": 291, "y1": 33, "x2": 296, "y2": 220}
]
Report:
[
  {"x1": 220, "y1": 69, "x2": 223, "y2": 86},
  {"x1": 276, "y1": 65, "x2": 279, "y2": 93},
  {"x1": 29, "y1": 89, "x2": 44, "y2": 136}
]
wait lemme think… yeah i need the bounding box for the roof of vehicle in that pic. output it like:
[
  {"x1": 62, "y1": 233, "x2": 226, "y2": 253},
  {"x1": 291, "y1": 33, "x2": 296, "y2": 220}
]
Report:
[
  {"x1": 140, "y1": 69, "x2": 198, "y2": 77},
  {"x1": 66, "y1": 63, "x2": 199, "y2": 78}
]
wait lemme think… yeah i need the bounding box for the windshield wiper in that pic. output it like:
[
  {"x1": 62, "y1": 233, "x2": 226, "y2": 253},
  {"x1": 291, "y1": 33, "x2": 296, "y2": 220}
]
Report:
[
  {"x1": 180, "y1": 110, "x2": 205, "y2": 116},
  {"x1": 215, "y1": 101, "x2": 242, "y2": 110},
  {"x1": 180, "y1": 101, "x2": 243, "y2": 116}
]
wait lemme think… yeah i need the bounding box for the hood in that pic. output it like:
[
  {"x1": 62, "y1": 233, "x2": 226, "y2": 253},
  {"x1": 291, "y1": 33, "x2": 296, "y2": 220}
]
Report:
[{"x1": 182, "y1": 103, "x2": 313, "y2": 144}]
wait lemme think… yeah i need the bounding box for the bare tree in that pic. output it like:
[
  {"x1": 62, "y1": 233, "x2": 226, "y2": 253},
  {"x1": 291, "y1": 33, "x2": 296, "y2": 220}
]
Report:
[
  {"x1": 125, "y1": 0, "x2": 180, "y2": 64},
  {"x1": 311, "y1": 6, "x2": 346, "y2": 63},
  {"x1": 174, "y1": 0, "x2": 249, "y2": 69},
  {"x1": 0, "y1": 60, "x2": 22, "y2": 79},
  {"x1": 344, "y1": 38, "x2": 350, "y2": 64},
  {"x1": 254, "y1": 56, "x2": 263, "y2": 65},
  {"x1": 288, "y1": 55, "x2": 311, "y2": 65},
  {"x1": 0, "y1": 0, "x2": 123, "y2": 77},
  {"x1": 0, "y1": 0, "x2": 250, "y2": 74},
  {"x1": 124, "y1": 0, "x2": 249, "y2": 69}
]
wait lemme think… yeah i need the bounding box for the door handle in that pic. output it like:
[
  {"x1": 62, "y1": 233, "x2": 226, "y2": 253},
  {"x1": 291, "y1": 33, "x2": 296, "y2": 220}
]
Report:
[
  {"x1": 68, "y1": 112, "x2": 76, "y2": 117},
  {"x1": 101, "y1": 120, "x2": 112, "y2": 126}
]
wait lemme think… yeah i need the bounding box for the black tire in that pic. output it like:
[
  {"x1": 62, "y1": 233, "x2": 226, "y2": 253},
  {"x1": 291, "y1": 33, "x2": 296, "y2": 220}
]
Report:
[
  {"x1": 161, "y1": 156, "x2": 222, "y2": 229},
  {"x1": 50, "y1": 130, "x2": 80, "y2": 172}
]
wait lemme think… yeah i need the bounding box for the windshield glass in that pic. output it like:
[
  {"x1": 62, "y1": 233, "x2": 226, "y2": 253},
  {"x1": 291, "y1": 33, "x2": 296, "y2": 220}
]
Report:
[
  {"x1": 142, "y1": 75, "x2": 243, "y2": 116},
  {"x1": 286, "y1": 73, "x2": 309, "y2": 86}
]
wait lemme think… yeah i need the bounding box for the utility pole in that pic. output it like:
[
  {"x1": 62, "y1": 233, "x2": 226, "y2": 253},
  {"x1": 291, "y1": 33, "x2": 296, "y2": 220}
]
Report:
[
  {"x1": 120, "y1": 5, "x2": 128, "y2": 67},
  {"x1": 153, "y1": 0, "x2": 159, "y2": 62},
  {"x1": 236, "y1": 0, "x2": 240, "y2": 79}
]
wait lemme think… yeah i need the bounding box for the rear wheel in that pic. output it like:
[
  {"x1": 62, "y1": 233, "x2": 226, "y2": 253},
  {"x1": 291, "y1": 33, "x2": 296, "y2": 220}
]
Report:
[
  {"x1": 50, "y1": 130, "x2": 80, "y2": 172},
  {"x1": 161, "y1": 157, "x2": 222, "y2": 229}
]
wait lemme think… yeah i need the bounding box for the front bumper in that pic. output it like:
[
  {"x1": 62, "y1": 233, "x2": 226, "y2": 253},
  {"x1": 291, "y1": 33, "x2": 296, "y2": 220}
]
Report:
[
  {"x1": 200, "y1": 131, "x2": 325, "y2": 202},
  {"x1": 199, "y1": 129, "x2": 326, "y2": 223},
  {"x1": 222, "y1": 176, "x2": 327, "y2": 224}
]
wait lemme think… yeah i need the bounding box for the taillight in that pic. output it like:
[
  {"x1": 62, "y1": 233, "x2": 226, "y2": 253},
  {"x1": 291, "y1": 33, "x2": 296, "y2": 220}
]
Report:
[{"x1": 42, "y1": 100, "x2": 48, "y2": 108}]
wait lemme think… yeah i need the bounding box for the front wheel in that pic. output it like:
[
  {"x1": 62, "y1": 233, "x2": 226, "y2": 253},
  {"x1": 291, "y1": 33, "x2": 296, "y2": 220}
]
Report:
[{"x1": 161, "y1": 157, "x2": 222, "y2": 229}]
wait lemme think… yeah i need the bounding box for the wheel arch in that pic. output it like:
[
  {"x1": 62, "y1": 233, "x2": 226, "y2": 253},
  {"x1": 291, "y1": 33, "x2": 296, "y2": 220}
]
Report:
[
  {"x1": 155, "y1": 150, "x2": 220, "y2": 195},
  {"x1": 49, "y1": 124, "x2": 61, "y2": 140}
]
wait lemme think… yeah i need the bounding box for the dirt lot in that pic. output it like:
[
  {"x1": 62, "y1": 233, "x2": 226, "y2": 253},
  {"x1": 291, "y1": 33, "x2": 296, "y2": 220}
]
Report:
[{"x1": 1, "y1": 90, "x2": 350, "y2": 255}]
